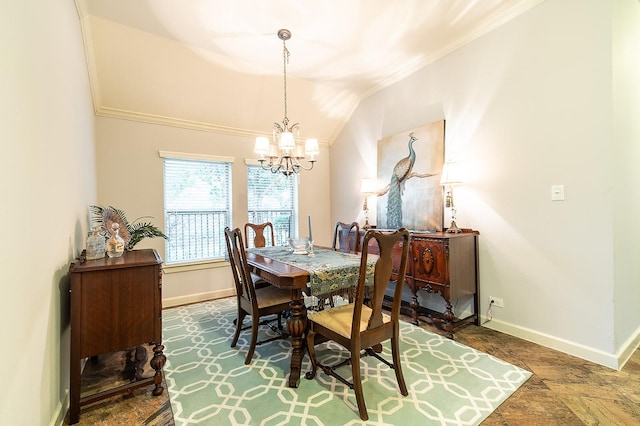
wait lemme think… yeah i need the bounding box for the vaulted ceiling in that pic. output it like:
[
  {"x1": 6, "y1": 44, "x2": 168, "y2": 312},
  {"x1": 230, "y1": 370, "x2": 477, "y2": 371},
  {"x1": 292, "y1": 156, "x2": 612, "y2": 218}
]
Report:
[{"x1": 76, "y1": 0, "x2": 543, "y2": 144}]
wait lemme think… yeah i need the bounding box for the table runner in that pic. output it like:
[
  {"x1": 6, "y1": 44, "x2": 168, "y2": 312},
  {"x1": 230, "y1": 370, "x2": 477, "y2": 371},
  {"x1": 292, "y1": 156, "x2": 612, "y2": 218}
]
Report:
[{"x1": 248, "y1": 246, "x2": 375, "y2": 296}]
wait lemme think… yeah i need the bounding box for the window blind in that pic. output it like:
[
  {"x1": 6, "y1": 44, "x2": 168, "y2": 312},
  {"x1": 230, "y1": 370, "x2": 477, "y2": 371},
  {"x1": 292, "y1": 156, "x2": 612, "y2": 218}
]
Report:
[
  {"x1": 246, "y1": 165, "x2": 298, "y2": 246},
  {"x1": 163, "y1": 157, "x2": 232, "y2": 263}
]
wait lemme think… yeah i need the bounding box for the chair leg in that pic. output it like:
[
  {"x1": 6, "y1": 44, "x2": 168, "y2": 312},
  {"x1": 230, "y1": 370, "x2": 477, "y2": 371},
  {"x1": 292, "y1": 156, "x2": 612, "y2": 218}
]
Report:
[
  {"x1": 391, "y1": 335, "x2": 408, "y2": 396},
  {"x1": 231, "y1": 309, "x2": 246, "y2": 348},
  {"x1": 304, "y1": 330, "x2": 318, "y2": 379},
  {"x1": 351, "y1": 349, "x2": 368, "y2": 421},
  {"x1": 244, "y1": 313, "x2": 260, "y2": 365}
]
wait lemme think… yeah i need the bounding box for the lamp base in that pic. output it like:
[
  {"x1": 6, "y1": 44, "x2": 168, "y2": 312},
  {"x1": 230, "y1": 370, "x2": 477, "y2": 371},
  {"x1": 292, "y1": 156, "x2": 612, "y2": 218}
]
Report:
[
  {"x1": 446, "y1": 220, "x2": 462, "y2": 233},
  {"x1": 363, "y1": 219, "x2": 371, "y2": 230}
]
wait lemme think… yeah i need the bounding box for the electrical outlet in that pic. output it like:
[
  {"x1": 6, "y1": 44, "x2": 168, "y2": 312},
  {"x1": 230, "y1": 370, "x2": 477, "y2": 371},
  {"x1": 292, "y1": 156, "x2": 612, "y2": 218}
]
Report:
[{"x1": 488, "y1": 296, "x2": 504, "y2": 308}]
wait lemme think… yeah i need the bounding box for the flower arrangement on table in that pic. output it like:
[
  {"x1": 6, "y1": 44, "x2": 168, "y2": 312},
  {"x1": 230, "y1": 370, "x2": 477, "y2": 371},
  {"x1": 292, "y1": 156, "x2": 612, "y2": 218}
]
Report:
[{"x1": 89, "y1": 205, "x2": 167, "y2": 251}]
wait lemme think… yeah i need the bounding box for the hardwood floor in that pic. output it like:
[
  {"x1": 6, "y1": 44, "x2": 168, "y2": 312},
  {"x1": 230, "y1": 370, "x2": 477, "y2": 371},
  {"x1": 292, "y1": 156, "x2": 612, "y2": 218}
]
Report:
[
  {"x1": 71, "y1": 310, "x2": 640, "y2": 425},
  {"x1": 452, "y1": 323, "x2": 640, "y2": 425}
]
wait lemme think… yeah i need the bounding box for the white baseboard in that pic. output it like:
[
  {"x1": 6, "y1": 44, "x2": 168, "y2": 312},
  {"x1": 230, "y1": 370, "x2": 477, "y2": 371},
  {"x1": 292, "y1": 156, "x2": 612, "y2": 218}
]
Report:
[
  {"x1": 163, "y1": 289, "x2": 235, "y2": 308},
  {"x1": 50, "y1": 389, "x2": 69, "y2": 426},
  {"x1": 480, "y1": 315, "x2": 640, "y2": 370},
  {"x1": 617, "y1": 325, "x2": 640, "y2": 369}
]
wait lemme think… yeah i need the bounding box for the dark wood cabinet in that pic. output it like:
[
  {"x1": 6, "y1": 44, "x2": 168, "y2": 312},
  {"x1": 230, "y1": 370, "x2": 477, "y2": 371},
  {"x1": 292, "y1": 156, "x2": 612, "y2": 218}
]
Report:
[
  {"x1": 68, "y1": 249, "x2": 165, "y2": 424},
  {"x1": 408, "y1": 230, "x2": 479, "y2": 338},
  {"x1": 366, "y1": 229, "x2": 479, "y2": 339}
]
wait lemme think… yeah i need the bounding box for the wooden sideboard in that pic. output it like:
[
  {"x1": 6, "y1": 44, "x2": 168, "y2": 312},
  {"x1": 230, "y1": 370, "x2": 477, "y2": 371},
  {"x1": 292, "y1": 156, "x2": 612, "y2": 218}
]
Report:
[
  {"x1": 366, "y1": 229, "x2": 479, "y2": 339},
  {"x1": 68, "y1": 249, "x2": 165, "y2": 424}
]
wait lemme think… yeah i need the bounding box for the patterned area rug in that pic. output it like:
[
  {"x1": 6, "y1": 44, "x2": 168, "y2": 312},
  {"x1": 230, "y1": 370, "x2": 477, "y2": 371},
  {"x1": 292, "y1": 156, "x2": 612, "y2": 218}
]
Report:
[{"x1": 163, "y1": 298, "x2": 531, "y2": 425}]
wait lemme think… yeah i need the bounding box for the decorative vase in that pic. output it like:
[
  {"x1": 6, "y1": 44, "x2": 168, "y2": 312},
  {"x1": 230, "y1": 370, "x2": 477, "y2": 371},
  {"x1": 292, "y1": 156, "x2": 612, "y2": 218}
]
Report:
[
  {"x1": 86, "y1": 227, "x2": 106, "y2": 260},
  {"x1": 106, "y1": 223, "x2": 125, "y2": 258}
]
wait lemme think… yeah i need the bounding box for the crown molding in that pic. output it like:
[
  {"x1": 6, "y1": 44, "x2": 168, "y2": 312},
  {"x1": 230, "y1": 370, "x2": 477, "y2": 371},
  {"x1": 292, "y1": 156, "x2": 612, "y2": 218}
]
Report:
[
  {"x1": 97, "y1": 106, "x2": 261, "y2": 137},
  {"x1": 75, "y1": 0, "x2": 102, "y2": 114},
  {"x1": 96, "y1": 106, "x2": 330, "y2": 146}
]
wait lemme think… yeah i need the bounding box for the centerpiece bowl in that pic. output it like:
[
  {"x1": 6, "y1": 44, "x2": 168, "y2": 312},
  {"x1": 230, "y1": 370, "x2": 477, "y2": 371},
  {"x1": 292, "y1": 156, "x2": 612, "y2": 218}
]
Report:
[{"x1": 288, "y1": 237, "x2": 310, "y2": 254}]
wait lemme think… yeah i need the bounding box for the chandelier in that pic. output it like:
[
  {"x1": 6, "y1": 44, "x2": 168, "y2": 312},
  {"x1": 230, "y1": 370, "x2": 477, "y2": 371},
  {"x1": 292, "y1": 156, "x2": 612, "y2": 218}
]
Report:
[{"x1": 254, "y1": 29, "x2": 319, "y2": 176}]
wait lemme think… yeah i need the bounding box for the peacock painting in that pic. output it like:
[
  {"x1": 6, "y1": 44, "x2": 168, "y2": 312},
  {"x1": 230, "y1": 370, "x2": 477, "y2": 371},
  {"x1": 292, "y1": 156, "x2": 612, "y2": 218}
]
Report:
[{"x1": 376, "y1": 121, "x2": 445, "y2": 231}]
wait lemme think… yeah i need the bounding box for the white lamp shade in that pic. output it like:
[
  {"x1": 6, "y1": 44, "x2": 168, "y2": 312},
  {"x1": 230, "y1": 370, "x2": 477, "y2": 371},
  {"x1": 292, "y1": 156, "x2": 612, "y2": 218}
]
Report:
[
  {"x1": 440, "y1": 162, "x2": 463, "y2": 186},
  {"x1": 254, "y1": 136, "x2": 270, "y2": 155},
  {"x1": 268, "y1": 143, "x2": 279, "y2": 157},
  {"x1": 293, "y1": 144, "x2": 305, "y2": 159},
  {"x1": 279, "y1": 132, "x2": 295, "y2": 150},
  {"x1": 360, "y1": 177, "x2": 375, "y2": 194},
  {"x1": 305, "y1": 138, "x2": 319, "y2": 156}
]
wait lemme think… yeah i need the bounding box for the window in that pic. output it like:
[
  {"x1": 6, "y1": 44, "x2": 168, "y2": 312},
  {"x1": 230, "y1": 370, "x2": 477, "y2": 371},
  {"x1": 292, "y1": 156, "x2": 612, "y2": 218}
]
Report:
[
  {"x1": 161, "y1": 151, "x2": 233, "y2": 264},
  {"x1": 247, "y1": 165, "x2": 298, "y2": 246}
]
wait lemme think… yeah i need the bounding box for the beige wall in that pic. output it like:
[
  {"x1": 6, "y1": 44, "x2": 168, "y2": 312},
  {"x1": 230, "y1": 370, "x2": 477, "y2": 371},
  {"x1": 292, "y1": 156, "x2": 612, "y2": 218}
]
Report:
[
  {"x1": 331, "y1": 0, "x2": 640, "y2": 368},
  {"x1": 94, "y1": 117, "x2": 331, "y2": 307},
  {"x1": 2, "y1": 1, "x2": 97, "y2": 425}
]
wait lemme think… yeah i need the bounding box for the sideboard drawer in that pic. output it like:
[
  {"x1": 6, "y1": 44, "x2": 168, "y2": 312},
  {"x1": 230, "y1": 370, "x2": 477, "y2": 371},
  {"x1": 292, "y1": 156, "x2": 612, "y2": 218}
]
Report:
[{"x1": 411, "y1": 237, "x2": 447, "y2": 286}]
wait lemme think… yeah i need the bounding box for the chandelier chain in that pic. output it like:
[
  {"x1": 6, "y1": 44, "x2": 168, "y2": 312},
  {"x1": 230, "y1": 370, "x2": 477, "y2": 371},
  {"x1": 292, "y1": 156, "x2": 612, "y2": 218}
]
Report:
[{"x1": 282, "y1": 39, "x2": 290, "y2": 127}]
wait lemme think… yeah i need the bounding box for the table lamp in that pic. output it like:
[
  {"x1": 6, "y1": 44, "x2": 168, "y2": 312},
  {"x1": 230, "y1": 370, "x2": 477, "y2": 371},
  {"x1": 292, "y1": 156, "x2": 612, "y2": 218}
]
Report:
[
  {"x1": 360, "y1": 178, "x2": 375, "y2": 229},
  {"x1": 440, "y1": 162, "x2": 462, "y2": 233}
]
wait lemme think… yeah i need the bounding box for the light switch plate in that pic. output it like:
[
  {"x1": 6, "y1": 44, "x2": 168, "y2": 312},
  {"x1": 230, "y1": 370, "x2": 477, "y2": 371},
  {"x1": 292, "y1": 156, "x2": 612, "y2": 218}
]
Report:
[{"x1": 551, "y1": 185, "x2": 565, "y2": 201}]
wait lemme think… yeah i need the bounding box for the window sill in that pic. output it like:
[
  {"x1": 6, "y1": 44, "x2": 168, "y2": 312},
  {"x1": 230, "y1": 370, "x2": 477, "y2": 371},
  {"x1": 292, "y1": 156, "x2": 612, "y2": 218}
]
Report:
[{"x1": 163, "y1": 259, "x2": 228, "y2": 274}]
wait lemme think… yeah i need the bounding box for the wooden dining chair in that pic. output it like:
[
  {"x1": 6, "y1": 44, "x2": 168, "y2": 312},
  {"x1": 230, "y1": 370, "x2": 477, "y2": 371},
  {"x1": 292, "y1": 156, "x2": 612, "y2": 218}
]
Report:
[
  {"x1": 244, "y1": 222, "x2": 275, "y2": 248},
  {"x1": 305, "y1": 228, "x2": 411, "y2": 421},
  {"x1": 332, "y1": 221, "x2": 361, "y2": 253},
  {"x1": 224, "y1": 227, "x2": 291, "y2": 365},
  {"x1": 244, "y1": 221, "x2": 277, "y2": 288}
]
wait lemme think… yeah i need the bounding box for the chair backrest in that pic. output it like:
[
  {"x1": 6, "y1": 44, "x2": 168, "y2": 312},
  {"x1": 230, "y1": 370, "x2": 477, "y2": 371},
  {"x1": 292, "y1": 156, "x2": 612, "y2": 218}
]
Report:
[
  {"x1": 352, "y1": 228, "x2": 410, "y2": 337},
  {"x1": 225, "y1": 227, "x2": 258, "y2": 306},
  {"x1": 332, "y1": 221, "x2": 361, "y2": 253},
  {"x1": 244, "y1": 222, "x2": 275, "y2": 248}
]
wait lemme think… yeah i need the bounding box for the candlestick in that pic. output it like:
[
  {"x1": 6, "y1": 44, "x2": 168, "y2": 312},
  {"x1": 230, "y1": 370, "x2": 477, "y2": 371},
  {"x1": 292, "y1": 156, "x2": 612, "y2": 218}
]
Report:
[{"x1": 308, "y1": 215, "x2": 313, "y2": 242}]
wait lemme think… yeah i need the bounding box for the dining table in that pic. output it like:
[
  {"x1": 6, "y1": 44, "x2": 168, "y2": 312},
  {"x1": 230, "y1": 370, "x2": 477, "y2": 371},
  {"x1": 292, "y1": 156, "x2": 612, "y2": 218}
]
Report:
[{"x1": 245, "y1": 245, "x2": 375, "y2": 387}]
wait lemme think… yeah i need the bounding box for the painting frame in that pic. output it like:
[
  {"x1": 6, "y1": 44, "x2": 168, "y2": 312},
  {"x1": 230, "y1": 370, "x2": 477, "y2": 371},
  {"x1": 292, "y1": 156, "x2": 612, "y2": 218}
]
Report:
[{"x1": 376, "y1": 120, "x2": 445, "y2": 231}]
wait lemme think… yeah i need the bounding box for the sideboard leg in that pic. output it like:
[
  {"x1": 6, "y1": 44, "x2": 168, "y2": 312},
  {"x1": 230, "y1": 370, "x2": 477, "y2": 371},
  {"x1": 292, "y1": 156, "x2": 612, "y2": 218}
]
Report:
[
  {"x1": 410, "y1": 291, "x2": 420, "y2": 325},
  {"x1": 150, "y1": 344, "x2": 166, "y2": 396},
  {"x1": 69, "y1": 358, "x2": 80, "y2": 424},
  {"x1": 444, "y1": 300, "x2": 455, "y2": 339}
]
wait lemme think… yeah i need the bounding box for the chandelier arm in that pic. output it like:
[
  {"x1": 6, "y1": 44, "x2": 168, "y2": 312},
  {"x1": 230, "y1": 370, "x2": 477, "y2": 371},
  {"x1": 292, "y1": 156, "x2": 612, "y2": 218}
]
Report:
[
  {"x1": 291, "y1": 156, "x2": 316, "y2": 172},
  {"x1": 258, "y1": 159, "x2": 275, "y2": 172},
  {"x1": 270, "y1": 160, "x2": 283, "y2": 174}
]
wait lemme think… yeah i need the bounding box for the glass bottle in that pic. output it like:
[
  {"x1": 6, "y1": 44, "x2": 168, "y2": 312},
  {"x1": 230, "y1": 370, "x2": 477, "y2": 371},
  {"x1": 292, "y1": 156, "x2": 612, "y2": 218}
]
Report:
[
  {"x1": 106, "y1": 223, "x2": 125, "y2": 258},
  {"x1": 86, "y1": 227, "x2": 106, "y2": 260}
]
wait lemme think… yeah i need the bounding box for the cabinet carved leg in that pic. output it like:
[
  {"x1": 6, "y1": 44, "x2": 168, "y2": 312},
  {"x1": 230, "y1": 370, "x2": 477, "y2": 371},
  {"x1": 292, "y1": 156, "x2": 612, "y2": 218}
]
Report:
[
  {"x1": 443, "y1": 300, "x2": 455, "y2": 340},
  {"x1": 150, "y1": 344, "x2": 166, "y2": 396},
  {"x1": 287, "y1": 289, "x2": 307, "y2": 388},
  {"x1": 410, "y1": 292, "x2": 420, "y2": 325}
]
